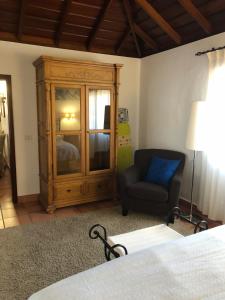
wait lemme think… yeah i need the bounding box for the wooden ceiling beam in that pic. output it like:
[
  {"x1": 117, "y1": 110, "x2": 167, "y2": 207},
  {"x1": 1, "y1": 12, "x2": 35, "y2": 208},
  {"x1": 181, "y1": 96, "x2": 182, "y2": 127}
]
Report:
[
  {"x1": 55, "y1": 0, "x2": 73, "y2": 46},
  {"x1": 177, "y1": 0, "x2": 212, "y2": 34},
  {"x1": 116, "y1": 7, "x2": 141, "y2": 55},
  {"x1": 0, "y1": 31, "x2": 128, "y2": 56},
  {"x1": 116, "y1": 24, "x2": 157, "y2": 54},
  {"x1": 123, "y1": 0, "x2": 141, "y2": 57},
  {"x1": 17, "y1": 0, "x2": 27, "y2": 40},
  {"x1": 134, "y1": 24, "x2": 157, "y2": 50},
  {"x1": 135, "y1": 0, "x2": 182, "y2": 45},
  {"x1": 116, "y1": 3, "x2": 157, "y2": 55},
  {"x1": 87, "y1": 0, "x2": 113, "y2": 51},
  {"x1": 116, "y1": 28, "x2": 131, "y2": 54}
]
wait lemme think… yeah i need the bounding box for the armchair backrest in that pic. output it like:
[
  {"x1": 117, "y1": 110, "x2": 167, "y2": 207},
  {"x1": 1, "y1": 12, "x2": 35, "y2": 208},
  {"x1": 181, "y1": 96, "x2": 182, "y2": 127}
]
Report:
[{"x1": 134, "y1": 149, "x2": 185, "y2": 179}]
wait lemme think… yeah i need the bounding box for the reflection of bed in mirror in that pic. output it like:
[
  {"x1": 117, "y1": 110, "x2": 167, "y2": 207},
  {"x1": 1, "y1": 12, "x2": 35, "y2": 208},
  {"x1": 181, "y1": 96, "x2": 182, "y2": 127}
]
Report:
[{"x1": 56, "y1": 135, "x2": 80, "y2": 175}]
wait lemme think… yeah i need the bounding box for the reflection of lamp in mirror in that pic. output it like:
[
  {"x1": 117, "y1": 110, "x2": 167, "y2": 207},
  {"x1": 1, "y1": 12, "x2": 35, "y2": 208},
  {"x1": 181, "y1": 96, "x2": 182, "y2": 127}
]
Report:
[
  {"x1": 60, "y1": 112, "x2": 79, "y2": 131},
  {"x1": 64, "y1": 112, "x2": 76, "y2": 120},
  {"x1": 65, "y1": 113, "x2": 70, "y2": 119}
]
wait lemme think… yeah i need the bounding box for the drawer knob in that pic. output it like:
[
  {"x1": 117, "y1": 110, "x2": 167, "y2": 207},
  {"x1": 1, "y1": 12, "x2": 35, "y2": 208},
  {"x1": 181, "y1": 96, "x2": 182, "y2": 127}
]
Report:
[{"x1": 67, "y1": 189, "x2": 71, "y2": 192}]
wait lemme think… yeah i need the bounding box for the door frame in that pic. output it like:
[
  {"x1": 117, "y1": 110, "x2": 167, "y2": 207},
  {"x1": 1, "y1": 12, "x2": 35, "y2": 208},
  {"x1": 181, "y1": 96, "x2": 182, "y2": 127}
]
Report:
[{"x1": 0, "y1": 75, "x2": 18, "y2": 203}]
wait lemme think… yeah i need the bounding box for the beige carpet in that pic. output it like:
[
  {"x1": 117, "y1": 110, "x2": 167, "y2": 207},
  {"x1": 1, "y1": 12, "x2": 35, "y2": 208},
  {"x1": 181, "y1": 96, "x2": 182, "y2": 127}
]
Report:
[{"x1": 0, "y1": 206, "x2": 194, "y2": 300}]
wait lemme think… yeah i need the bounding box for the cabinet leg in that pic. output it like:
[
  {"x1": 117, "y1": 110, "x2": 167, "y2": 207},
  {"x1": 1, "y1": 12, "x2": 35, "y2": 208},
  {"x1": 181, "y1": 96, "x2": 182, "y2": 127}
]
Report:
[{"x1": 46, "y1": 204, "x2": 56, "y2": 214}]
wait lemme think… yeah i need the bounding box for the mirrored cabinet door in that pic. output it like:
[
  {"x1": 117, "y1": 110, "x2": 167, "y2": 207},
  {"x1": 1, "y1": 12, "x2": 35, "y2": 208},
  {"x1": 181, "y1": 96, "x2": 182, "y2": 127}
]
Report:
[
  {"x1": 53, "y1": 85, "x2": 85, "y2": 177},
  {"x1": 87, "y1": 88, "x2": 113, "y2": 173},
  {"x1": 55, "y1": 87, "x2": 81, "y2": 131}
]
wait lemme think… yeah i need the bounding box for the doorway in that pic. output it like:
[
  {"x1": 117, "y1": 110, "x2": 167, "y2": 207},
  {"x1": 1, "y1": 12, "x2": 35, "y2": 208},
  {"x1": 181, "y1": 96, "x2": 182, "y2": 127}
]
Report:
[{"x1": 0, "y1": 75, "x2": 17, "y2": 203}]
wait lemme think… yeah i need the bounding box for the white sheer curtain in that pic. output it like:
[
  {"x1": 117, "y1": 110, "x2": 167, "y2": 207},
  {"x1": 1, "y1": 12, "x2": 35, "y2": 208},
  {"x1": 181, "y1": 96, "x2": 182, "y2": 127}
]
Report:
[
  {"x1": 89, "y1": 90, "x2": 110, "y2": 158},
  {"x1": 199, "y1": 49, "x2": 225, "y2": 223},
  {"x1": 89, "y1": 90, "x2": 110, "y2": 130}
]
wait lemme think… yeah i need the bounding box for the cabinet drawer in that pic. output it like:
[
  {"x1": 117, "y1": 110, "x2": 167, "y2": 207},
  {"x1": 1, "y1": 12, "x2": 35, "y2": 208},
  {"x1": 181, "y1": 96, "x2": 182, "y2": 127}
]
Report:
[
  {"x1": 87, "y1": 177, "x2": 113, "y2": 196},
  {"x1": 55, "y1": 181, "x2": 85, "y2": 202}
]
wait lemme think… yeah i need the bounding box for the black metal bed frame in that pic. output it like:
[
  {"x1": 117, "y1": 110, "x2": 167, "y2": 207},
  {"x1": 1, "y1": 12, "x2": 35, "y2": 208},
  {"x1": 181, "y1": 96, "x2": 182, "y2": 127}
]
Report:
[
  {"x1": 89, "y1": 224, "x2": 128, "y2": 261},
  {"x1": 166, "y1": 206, "x2": 209, "y2": 233},
  {"x1": 89, "y1": 207, "x2": 209, "y2": 261}
]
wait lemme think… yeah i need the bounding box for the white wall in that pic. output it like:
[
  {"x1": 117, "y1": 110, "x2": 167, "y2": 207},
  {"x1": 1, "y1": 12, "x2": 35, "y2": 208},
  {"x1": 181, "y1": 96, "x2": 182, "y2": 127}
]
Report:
[
  {"x1": 2, "y1": 31, "x2": 225, "y2": 199},
  {"x1": 140, "y1": 31, "x2": 225, "y2": 202},
  {"x1": 0, "y1": 41, "x2": 141, "y2": 196}
]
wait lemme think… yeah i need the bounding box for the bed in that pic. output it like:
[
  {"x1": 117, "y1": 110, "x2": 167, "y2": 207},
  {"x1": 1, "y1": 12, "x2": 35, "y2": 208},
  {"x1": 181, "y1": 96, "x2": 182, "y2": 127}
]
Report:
[
  {"x1": 56, "y1": 137, "x2": 80, "y2": 162},
  {"x1": 29, "y1": 225, "x2": 225, "y2": 300},
  {"x1": 56, "y1": 135, "x2": 80, "y2": 174}
]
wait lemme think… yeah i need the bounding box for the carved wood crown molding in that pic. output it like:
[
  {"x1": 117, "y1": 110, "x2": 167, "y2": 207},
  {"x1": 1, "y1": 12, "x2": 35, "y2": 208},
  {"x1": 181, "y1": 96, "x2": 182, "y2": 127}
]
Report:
[
  {"x1": 34, "y1": 56, "x2": 123, "y2": 83},
  {"x1": 48, "y1": 65, "x2": 114, "y2": 82},
  {"x1": 33, "y1": 56, "x2": 123, "y2": 69},
  {"x1": 63, "y1": 70, "x2": 112, "y2": 81},
  {"x1": 65, "y1": 71, "x2": 106, "y2": 80}
]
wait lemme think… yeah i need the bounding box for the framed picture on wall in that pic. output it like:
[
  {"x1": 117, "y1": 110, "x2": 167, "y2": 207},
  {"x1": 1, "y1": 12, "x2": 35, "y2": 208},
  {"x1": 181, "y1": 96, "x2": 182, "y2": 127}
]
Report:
[{"x1": 118, "y1": 108, "x2": 129, "y2": 123}]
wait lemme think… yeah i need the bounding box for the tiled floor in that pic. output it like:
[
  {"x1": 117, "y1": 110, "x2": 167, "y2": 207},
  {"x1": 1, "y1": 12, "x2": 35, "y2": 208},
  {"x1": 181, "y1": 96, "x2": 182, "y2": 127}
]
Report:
[{"x1": 0, "y1": 170, "x2": 118, "y2": 229}]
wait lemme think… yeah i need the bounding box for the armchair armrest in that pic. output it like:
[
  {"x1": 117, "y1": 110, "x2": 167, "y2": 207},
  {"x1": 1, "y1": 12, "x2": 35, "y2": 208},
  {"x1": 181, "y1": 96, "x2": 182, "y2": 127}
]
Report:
[
  {"x1": 168, "y1": 171, "x2": 183, "y2": 209},
  {"x1": 118, "y1": 165, "x2": 141, "y2": 194}
]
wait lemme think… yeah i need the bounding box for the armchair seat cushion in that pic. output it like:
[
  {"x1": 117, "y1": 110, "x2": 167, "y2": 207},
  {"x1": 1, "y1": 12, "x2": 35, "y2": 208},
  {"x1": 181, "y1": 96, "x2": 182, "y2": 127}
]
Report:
[{"x1": 127, "y1": 181, "x2": 168, "y2": 203}]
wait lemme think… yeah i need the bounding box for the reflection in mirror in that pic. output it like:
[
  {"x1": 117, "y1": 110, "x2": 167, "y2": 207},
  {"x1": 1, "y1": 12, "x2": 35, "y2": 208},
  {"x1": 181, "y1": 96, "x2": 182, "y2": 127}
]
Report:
[
  {"x1": 56, "y1": 135, "x2": 81, "y2": 175},
  {"x1": 89, "y1": 89, "x2": 110, "y2": 130},
  {"x1": 55, "y1": 87, "x2": 81, "y2": 131},
  {"x1": 89, "y1": 133, "x2": 110, "y2": 171}
]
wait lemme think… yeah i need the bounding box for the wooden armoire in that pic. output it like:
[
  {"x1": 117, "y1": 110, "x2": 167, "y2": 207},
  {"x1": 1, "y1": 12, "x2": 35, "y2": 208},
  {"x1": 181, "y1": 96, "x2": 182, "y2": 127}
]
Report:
[{"x1": 33, "y1": 56, "x2": 122, "y2": 213}]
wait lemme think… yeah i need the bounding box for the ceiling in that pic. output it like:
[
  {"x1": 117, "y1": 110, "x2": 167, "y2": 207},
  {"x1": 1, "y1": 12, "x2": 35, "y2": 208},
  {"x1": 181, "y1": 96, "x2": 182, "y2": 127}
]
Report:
[{"x1": 0, "y1": 0, "x2": 225, "y2": 58}]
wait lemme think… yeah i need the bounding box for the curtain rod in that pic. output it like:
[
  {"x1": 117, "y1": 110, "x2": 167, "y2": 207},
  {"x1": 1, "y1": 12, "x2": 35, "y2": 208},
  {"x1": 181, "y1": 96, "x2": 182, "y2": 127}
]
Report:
[{"x1": 195, "y1": 45, "x2": 225, "y2": 56}]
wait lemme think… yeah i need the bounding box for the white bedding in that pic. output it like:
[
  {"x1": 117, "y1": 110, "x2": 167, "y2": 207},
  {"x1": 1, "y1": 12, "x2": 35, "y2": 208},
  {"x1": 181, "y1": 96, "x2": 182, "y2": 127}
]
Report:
[
  {"x1": 29, "y1": 225, "x2": 225, "y2": 300},
  {"x1": 57, "y1": 139, "x2": 80, "y2": 161},
  {"x1": 108, "y1": 224, "x2": 183, "y2": 256}
]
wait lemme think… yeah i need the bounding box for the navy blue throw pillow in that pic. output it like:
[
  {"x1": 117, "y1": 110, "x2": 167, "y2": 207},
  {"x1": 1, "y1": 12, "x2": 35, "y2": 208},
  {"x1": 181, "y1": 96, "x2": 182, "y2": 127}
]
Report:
[{"x1": 145, "y1": 156, "x2": 181, "y2": 188}]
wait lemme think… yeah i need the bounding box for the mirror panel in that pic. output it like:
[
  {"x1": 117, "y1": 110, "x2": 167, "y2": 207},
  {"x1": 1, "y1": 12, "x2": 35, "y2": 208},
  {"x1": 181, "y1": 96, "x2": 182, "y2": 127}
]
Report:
[
  {"x1": 89, "y1": 89, "x2": 111, "y2": 130},
  {"x1": 55, "y1": 87, "x2": 81, "y2": 131},
  {"x1": 56, "y1": 135, "x2": 81, "y2": 175},
  {"x1": 89, "y1": 133, "x2": 110, "y2": 171}
]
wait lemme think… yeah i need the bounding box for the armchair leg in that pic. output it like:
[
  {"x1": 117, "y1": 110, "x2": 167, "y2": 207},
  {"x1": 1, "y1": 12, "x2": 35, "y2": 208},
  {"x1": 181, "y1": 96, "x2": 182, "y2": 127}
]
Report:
[
  {"x1": 166, "y1": 207, "x2": 181, "y2": 225},
  {"x1": 122, "y1": 207, "x2": 128, "y2": 216}
]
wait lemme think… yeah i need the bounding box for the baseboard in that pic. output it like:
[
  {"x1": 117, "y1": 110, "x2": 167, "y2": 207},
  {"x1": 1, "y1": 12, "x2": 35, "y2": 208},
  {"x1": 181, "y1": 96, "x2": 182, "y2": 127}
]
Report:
[
  {"x1": 18, "y1": 193, "x2": 39, "y2": 204},
  {"x1": 179, "y1": 197, "x2": 197, "y2": 210},
  {"x1": 179, "y1": 197, "x2": 222, "y2": 226},
  {"x1": 180, "y1": 196, "x2": 198, "y2": 206}
]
